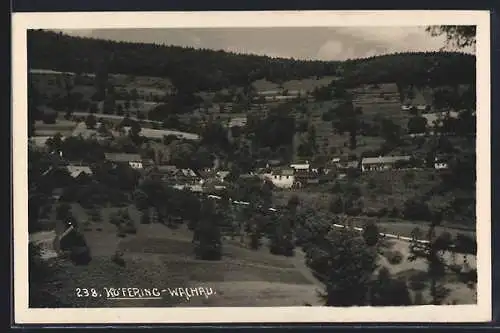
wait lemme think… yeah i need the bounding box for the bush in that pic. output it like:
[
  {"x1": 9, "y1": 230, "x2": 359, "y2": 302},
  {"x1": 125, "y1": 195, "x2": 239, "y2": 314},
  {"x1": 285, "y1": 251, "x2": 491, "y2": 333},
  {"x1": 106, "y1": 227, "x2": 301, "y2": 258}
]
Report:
[
  {"x1": 454, "y1": 233, "x2": 477, "y2": 255},
  {"x1": 329, "y1": 197, "x2": 344, "y2": 214},
  {"x1": 377, "y1": 207, "x2": 388, "y2": 217},
  {"x1": 140, "y1": 211, "x2": 150, "y2": 224},
  {"x1": 385, "y1": 250, "x2": 404, "y2": 265},
  {"x1": 407, "y1": 271, "x2": 428, "y2": 291},
  {"x1": 389, "y1": 207, "x2": 400, "y2": 218},
  {"x1": 70, "y1": 246, "x2": 92, "y2": 265},
  {"x1": 112, "y1": 251, "x2": 126, "y2": 266},
  {"x1": 370, "y1": 268, "x2": 412, "y2": 306},
  {"x1": 122, "y1": 222, "x2": 137, "y2": 234},
  {"x1": 362, "y1": 221, "x2": 379, "y2": 246},
  {"x1": 403, "y1": 199, "x2": 432, "y2": 221},
  {"x1": 365, "y1": 208, "x2": 379, "y2": 217}
]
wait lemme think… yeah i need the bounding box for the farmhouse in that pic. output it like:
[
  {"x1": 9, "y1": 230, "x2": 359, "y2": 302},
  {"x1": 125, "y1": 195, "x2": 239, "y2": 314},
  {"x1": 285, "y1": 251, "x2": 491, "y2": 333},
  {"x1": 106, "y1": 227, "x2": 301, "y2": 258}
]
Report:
[
  {"x1": 29, "y1": 136, "x2": 55, "y2": 150},
  {"x1": 337, "y1": 160, "x2": 360, "y2": 171},
  {"x1": 201, "y1": 178, "x2": 227, "y2": 193},
  {"x1": 401, "y1": 90, "x2": 430, "y2": 112},
  {"x1": 290, "y1": 161, "x2": 310, "y2": 172},
  {"x1": 263, "y1": 168, "x2": 295, "y2": 189},
  {"x1": 29, "y1": 230, "x2": 59, "y2": 260},
  {"x1": 66, "y1": 165, "x2": 93, "y2": 178},
  {"x1": 104, "y1": 153, "x2": 143, "y2": 169},
  {"x1": 361, "y1": 156, "x2": 411, "y2": 172},
  {"x1": 434, "y1": 156, "x2": 450, "y2": 170},
  {"x1": 227, "y1": 116, "x2": 248, "y2": 128},
  {"x1": 146, "y1": 165, "x2": 178, "y2": 182},
  {"x1": 216, "y1": 170, "x2": 231, "y2": 181}
]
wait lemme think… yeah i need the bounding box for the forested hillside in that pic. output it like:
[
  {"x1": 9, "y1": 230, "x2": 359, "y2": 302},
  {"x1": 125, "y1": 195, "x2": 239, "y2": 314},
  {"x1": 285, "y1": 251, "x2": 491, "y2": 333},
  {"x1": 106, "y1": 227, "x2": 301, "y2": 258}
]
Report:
[{"x1": 28, "y1": 30, "x2": 475, "y2": 93}]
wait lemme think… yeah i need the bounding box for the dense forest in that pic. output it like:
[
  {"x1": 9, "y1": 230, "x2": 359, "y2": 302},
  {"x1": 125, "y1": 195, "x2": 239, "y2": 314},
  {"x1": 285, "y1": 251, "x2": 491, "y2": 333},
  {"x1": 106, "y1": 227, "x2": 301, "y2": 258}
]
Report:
[{"x1": 27, "y1": 30, "x2": 475, "y2": 93}]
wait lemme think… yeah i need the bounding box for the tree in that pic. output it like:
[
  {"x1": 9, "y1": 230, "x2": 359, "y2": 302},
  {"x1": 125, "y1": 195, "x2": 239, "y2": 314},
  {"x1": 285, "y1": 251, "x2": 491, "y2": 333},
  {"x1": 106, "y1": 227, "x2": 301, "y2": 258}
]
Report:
[
  {"x1": 128, "y1": 120, "x2": 142, "y2": 140},
  {"x1": 362, "y1": 221, "x2": 379, "y2": 247},
  {"x1": 56, "y1": 202, "x2": 72, "y2": 222},
  {"x1": 41, "y1": 110, "x2": 58, "y2": 124},
  {"x1": 116, "y1": 104, "x2": 124, "y2": 116},
  {"x1": 193, "y1": 200, "x2": 222, "y2": 260},
  {"x1": 85, "y1": 114, "x2": 97, "y2": 129},
  {"x1": 103, "y1": 93, "x2": 116, "y2": 114},
  {"x1": 329, "y1": 196, "x2": 344, "y2": 214},
  {"x1": 409, "y1": 225, "x2": 448, "y2": 305},
  {"x1": 29, "y1": 243, "x2": 67, "y2": 307},
  {"x1": 287, "y1": 195, "x2": 300, "y2": 214},
  {"x1": 426, "y1": 25, "x2": 476, "y2": 49},
  {"x1": 370, "y1": 267, "x2": 412, "y2": 306},
  {"x1": 407, "y1": 116, "x2": 428, "y2": 134},
  {"x1": 268, "y1": 213, "x2": 295, "y2": 256},
  {"x1": 308, "y1": 226, "x2": 378, "y2": 306},
  {"x1": 94, "y1": 58, "x2": 109, "y2": 101}
]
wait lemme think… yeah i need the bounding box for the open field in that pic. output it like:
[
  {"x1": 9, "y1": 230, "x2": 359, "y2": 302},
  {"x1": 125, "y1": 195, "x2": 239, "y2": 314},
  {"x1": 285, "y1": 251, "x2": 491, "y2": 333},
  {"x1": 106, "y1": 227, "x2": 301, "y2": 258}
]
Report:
[
  {"x1": 380, "y1": 239, "x2": 476, "y2": 305},
  {"x1": 34, "y1": 120, "x2": 77, "y2": 137},
  {"x1": 33, "y1": 200, "x2": 477, "y2": 308},
  {"x1": 252, "y1": 76, "x2": 339, "y2": 93},
  {"x1": 38, "y1": 203, "x2": 321, "y2": 307}
]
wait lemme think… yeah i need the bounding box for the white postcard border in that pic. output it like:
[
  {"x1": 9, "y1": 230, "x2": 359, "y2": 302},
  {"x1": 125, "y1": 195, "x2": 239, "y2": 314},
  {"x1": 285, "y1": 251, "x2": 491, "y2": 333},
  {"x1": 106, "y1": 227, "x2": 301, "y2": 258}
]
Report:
[{"x1": 12, "y1": 10, "x2": 491, "y2": 324}]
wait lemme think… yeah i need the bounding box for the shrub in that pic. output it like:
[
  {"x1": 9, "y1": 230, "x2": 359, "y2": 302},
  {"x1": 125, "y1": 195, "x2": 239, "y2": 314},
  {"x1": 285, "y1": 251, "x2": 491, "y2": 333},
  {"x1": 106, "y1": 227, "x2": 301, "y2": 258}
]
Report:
[
  {"x1": 122, "y1": 222, "x2": 137, "y2": 234},
  {"x1": 365, "y1": 208, "x2": 379, "y2": 217},
  {"x1": 112, "y1": 250, "x2": 126, "y2": 267},
  {"x1": 385, "y1": 250, "x2": 404, "y2": 265},
  {"x1": 370, "y1": 268, "x2": 412, "y2": 306},
  {"x1": 454, "y1": 233, "x2": 477, "y2": 255},
  {"x1": 329, "y1": 197, "x2": 344, "y2": 214},
  {"x1": 377, "y1": 207, "x2": 388, "y2": 217},
  {"x1": 407, "y1": 271, "x2": 428, "y2": 291},
  {"x1": 140, "y1": 211, "x2": 150, "y2": 224},
  {"x1": 70, "y1": 246, "x2": 92, "y2": 265},
  {"x1": 403, "y1": 199, "x2": 432, "y2": 221},
  {"x1": 389, "y1": 207, "x2": 400, "y2": 218},
  {"x1": 362, "y1": 221, "x2": 379, "y2": 246}
]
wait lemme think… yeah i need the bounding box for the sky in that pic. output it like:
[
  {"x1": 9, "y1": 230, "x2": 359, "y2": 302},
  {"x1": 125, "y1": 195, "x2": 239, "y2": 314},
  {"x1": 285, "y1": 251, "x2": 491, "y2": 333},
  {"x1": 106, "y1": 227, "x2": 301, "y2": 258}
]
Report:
[{"x1": 60, "y1": 27, "x2": 475, "y2": 61}]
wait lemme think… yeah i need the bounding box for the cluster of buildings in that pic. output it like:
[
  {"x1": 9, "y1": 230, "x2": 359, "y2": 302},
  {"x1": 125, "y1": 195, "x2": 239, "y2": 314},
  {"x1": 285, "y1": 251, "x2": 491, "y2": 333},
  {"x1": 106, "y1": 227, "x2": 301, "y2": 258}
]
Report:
[
  {"x1": 258, "y1": 154, "x2": 450, "y2": 189},
  {"x1": 54, "y1": 149, "x2": 451, "y2": 193}
]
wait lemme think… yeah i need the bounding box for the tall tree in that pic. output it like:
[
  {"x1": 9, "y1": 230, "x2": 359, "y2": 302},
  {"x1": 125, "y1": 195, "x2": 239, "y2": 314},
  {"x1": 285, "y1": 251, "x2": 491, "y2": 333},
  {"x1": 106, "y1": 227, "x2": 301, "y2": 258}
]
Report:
[
  {"x1": 193, "y1": 199, "x2": 222, "y2": 260},
  {"x1": 307, "y1": 224, "x2": 378, "y2": 306},
  {"x1": 426, "y1": 25, "x2": 476, "y2": 49}
]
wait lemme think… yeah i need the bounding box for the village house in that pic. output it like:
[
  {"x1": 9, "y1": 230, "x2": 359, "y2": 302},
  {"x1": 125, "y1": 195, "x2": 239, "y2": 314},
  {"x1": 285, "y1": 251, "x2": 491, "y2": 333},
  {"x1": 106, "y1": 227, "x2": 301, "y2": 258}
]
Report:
[
  {"x1": 434, "y1": 156, "x2": 450, "y2": 170},
  {"x1": 168, "y1": 168, "x2": 201, "y2": 185},
  {"x1": 216, "y1": 170, "x2": 231, "y2": 182},
  {"x1": 227, "y1": 115, "x2": 248, "y2": 128},
  {"x1": 201, "y1": 178, "x2": 227, "y2": 193},
  {"x1": 337, "y1": 160, "x2": 360, "y2": 171},
  {"x1": 361, "y1": 156, "x2": 412, "y2": 172},
  {"x1": 145, "y1": 165, "x2": 178, "y2": 182},
  {"x1": 29, "y1": 230, "x2": 59, "y2": 260},
  {"x1": 104, "y1": 153, "x2": 143, "y2": 169},
  {"x1": 65, "y1": 165, "x2": 93, "y2": 179},
  {"x1": 262, "y1": 167, "x2": 295, "y2": 189},
  {"x1": 401, "y1": 90, "x2": 430, "y2": 112},
  {"x1": 290, "y1": 161, "x2": 310, "y2": 172}
]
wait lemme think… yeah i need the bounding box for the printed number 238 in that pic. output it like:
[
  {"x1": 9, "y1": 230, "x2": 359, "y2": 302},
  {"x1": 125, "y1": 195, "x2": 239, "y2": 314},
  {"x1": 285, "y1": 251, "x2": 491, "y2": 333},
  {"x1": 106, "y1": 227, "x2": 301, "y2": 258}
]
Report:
[{"x1": 76, "y1": 288, "x2": 98, "y2": 297}]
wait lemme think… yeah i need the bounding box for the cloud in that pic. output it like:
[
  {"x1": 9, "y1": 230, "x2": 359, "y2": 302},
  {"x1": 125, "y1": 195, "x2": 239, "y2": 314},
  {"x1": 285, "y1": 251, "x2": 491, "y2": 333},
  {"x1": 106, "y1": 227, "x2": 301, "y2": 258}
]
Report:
[{"x1": 58, "y1": 26, "x2": 474, "y2": 61}]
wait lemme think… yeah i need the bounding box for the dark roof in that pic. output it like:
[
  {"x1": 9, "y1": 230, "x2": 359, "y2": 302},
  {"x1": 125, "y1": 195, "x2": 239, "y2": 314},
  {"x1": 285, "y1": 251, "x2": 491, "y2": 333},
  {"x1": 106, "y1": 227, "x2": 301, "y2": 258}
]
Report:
[
  {"x1": 362, "y1": 156, "x2": 411, "y2": 165},
  {"x1": 104, "y1": 153, "x2": 142, "y2": 162},
  {"x1": 157, "y1": 165, "x2": 178, "y2": 173}
]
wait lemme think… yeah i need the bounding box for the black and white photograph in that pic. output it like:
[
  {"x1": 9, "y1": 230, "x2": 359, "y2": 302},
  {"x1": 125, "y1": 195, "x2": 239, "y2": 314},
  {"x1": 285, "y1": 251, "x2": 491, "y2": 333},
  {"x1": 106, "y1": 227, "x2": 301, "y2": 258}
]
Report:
[{"x1": 13, "y1": 10, "x2": 491, "y2": 324}]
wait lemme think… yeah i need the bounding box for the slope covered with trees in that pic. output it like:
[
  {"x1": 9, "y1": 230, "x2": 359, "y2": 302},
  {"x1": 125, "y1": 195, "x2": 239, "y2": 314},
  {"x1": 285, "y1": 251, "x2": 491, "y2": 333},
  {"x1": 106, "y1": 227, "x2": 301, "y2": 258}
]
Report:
[{"x1": 28, "y1": 30, "x2": 475, "y2": 93}]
